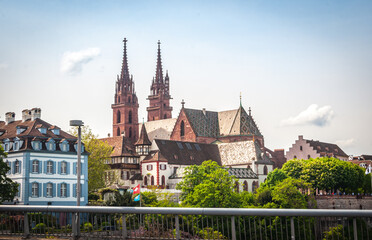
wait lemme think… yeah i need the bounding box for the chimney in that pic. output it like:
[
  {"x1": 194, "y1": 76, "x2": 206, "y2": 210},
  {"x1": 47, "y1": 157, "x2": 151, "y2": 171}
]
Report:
[
  {"x1": 22, "y1": 109, "x2": 31, "y2": 122},
  {"x1": 299, "y1": 135, "x2": 303, "y2": 140},
  {"x1": 202, "y1": 108, "x2": 206, "y2": 115},
  {"x1": 31, "y1": 108, "x2": 41, "y2": 120},
  {"x1": 5, "y1": 112, "x2": 15, "y2": 124}
]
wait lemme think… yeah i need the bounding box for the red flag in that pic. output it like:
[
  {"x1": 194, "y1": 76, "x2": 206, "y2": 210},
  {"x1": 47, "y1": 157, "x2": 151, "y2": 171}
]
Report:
[{"x1": 133, "y1": 184, "x2": 140, "y2": 194}]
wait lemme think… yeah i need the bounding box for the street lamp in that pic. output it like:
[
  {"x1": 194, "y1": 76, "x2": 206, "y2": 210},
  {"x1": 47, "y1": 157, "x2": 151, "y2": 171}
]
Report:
[{"x1": 70, "y1": 120, "x2": 84, "y2": 206}]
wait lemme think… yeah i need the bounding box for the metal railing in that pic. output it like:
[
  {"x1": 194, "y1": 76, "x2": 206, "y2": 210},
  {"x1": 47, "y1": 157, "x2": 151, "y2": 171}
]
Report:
[{"x1": 0, "y1": 205, "x2": 371, "y2": 239}]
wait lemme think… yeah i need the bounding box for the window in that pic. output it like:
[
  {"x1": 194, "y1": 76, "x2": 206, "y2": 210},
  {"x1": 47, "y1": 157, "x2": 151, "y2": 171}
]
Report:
[
  {"x1": 243, "y1": 181, "x2": 248, "y2": 191},
  {"x1": 129, "y1": 111, "x2": 132, "y2": 124},
  {"x1": 38, "y1": 128, "x2": 47, "y2": 134},
  {"x1": 61, "y1": 162, "x2": 67, "y2": 174},
  {"x1": 61, "y1": 183, "x2": 67, "y2": 197},
  {"x1": 151, "y1": 176, "x2": 154, "y2": 185},
  {"x1": 51, "y1": 129, "x2": 60, "y2": 135},
  {"x1": 235, "y1": 181, "x2": 239, "y2": 193},
  {"x1": 160, "y1": 164, "x2": 167, "y2": 170},
  {"x1": 126, "y1": 171, "x2": 130, "y2": 180},
  {"x1": 164, "y1": 114, "x2": 167, "y2": 119},
  {"x1": 117, "y1": 127, "x2": 120, "y2": 136},
  {"x1": 252, "y1": 181, "x2": 258, "y2": 193},
  {"x1": 144, "y1": 176, "x2": 148, "y2": 185},
  {"x1": 176, "y1": 142, "x2": 184, "y2": 149},
  {"x1": 185, "y1": 143, "x2": 192, "y2": 150},
  {"x1": 32, "y1": 141, "x2": 41, "y2": 150},
  {"x1": 16, "y1": 185, "x2": 21, "y2": 197},
  {"x1": 32, "y1": 160, "x2": 39, "y2": 173},
  {"x1": 32, "y1": 183, "x2": 39, "y2": 197},
  {"x1": 13, "y1": 141, "x2": 19, "y2": 151},
  {"x1": 161, "y1": 175, "x2": 165, "y2": 186},
  {"x1": 263, "y1": 165, "x2": 268, "y2": 175},
  {"x1": 6, "y1": 161, "x2": 11, "y2": 174},
  {"x1": 194, "y1": 144, "x2": 201, "y2": 151},
  {"x1": 47, "y1": 161, "x2": 53, "y2": 174},
  {"x1": 180, "y1": 121, "x2": 185, "y2": 137},
  {"x1": 173, "y1": 167, "x2": 178, "y2": 174},
  {"x1": 117, "y1": 110, "x2": 121, "y2": 123},
  {"x1": 60, "y1": 141, "x2": 69, "y2": 152},
  {"x1": 300, "y1": 146, "x2": 303, "y2": 151},
  {"x1": 47, "y1": 140, "x2": 55, "y2": 151},
  {"x1": 129, "y1": 127, "x2": 132, "y2": 138},
  {"x1": 15, "y1": 160, "x2": 20, "y2": 174},
  {"x1": 147, "y1": 165, "x2": 153, "y2": 171},
  {"x1": 307, "y1": 155, "x2": 311, "y2": 159},
  {"x1": 46, "y1": 183, "x2": 53, "y2": 197},
  {"x1": 128, "y1": 96, "x2": 131, "y2": 103}
]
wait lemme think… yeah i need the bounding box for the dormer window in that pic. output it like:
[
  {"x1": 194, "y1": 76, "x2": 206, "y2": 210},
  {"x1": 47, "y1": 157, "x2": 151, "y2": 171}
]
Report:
[
  {"x1": 13, "y1": 137, "x2": 23, "y2": 151},
  {"x1": 0, "y1": 130, "x2": 5, "y2": 136},
  {"x1": 3, "y1": 139, "x2": 10, "y2": 152},
  {"x1": 16, "y1": 126, "x2": 27, "y2": 135},
  {"x1": 38, "y1": 128, "x2": 47, "y2": 134},
  {"x1": 49, "y1": 126, "x2": 60, "y2": 135},
  {"x1": 46, "y1": 139, "x2": 56, "y2": 151},
  {"x1": 32, "y1": 140, "x2": 42, "y2": 151},
  {"x1": 74, "y1": 143, "x2": 84, "y2": 153},
  {"x1": 59, "y1": 140, "x2": 69, "y2": 152}
]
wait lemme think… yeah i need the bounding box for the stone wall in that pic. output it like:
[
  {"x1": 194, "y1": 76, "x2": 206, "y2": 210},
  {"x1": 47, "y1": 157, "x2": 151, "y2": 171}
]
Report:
[{"x1": 316, "y1": 195, "x2": 372, "y2": 209}]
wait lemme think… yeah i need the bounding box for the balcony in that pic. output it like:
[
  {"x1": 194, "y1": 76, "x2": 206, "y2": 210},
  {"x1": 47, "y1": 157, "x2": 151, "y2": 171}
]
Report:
[{"x1": 0, "y1": 205, "x2": 371, "y2": 239}]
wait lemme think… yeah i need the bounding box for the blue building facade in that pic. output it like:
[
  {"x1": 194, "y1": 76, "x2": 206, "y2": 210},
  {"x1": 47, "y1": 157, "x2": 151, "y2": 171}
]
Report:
[{"x1": 0, "y1": 108, "x2": 88, "y2": 206}]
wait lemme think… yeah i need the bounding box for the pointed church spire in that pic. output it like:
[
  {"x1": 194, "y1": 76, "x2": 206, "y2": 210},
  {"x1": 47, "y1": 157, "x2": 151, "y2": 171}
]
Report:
[
  {"x1": 155, "y1": 40, "x2": 164, "y2": 83},
  {"x1": 120, "y1": 38, "x2": 130, "y2": 83},
  {"x1": 135, "y1": 124, "x2": 151, "y2": 145}
]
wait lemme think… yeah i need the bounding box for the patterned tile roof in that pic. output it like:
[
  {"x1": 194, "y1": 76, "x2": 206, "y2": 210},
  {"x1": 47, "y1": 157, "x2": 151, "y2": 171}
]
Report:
[
  {"x1": 100, "y1": 136, "x2": 138, "y2": 157},
  {"x1": 184, "y1": 108, "x2": 220, "y2": 137},
  {"x1": 139, "y1": 118, "x2": 177, "y2": 141},
  {"x1": 135, "y1": 124, "x2": 151, "y2": 145},
  {"x1": 227, "y1": 168, "x2": 258, "y2": 179}
]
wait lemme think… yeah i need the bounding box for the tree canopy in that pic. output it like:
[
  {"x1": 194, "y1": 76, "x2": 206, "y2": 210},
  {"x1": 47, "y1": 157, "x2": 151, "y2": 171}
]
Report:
[
  {"x1": 282, "y1": 157, "x2": 366, "y2": 193},
  {"x1": 176, "y1": 160, "x2": 240, "y2": 208},
  {"x1": 70, "y1": 126, "x2": 112, "y2": 192},
  {"x1": 0, "y1": 145, "x2": 18, "y2": 203}
]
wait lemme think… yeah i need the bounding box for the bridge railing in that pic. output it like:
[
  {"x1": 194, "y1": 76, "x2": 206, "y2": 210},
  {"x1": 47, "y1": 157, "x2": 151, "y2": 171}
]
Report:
[{"x1": 0, "y1": 205, "x2": 371, "y2": 239}]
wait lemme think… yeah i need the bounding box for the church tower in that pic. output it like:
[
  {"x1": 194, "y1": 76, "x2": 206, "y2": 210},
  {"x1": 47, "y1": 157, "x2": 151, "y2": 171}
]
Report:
[
  {"x1": 147, "y1": 40, "x2": 173, "y2": 121},
  {"x1": 112, "y1": 38, "x2": 139, "y2": 141}
]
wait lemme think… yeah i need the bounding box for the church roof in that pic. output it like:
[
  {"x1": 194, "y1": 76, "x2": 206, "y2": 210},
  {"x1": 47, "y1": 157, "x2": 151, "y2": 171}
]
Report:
[
  {"x1": 227, "y1": 168, "x2": 258, "y2": 179},
  {"x1": 135, "y1": 124, "x2": 151, "y2": 145},
  {"x1": 100, "y1": 136, "x2": 138, "y2": 157},
  {"x1": 139, "y1": 118, "x2": 177, "y2": 142},
  {"x1": 306, "y1": 139, "x2": 348, "y2": 158},
  {"x1": 154, "y1": 139, "x2": 222, "y2": 165},
  {"x1": 183, "y1": 106, "x2": 262, "y2": 138},
  {"x1": 218, "y1": 140, "x2": 273, "y2": 166}
]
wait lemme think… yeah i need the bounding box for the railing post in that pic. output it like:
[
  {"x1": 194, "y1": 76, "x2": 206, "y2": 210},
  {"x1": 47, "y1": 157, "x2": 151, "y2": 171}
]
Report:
[
  {"x1": 175, "y1": 215, "x2": 180, "y2": 240},
  {"x1": 122, "y1": 214, "x2": 127, "y2": 239},
  {"x1": 290, "y1": 217, "x2": 295, "y2": 240},
  {"x1": 72, "y1": 212, "x2": 80, "y2": 239},
  {"x1": 353, "y1": 218, "x2": 358, "y2": 240},
  {"x1": 231, "y1": 216, "x2": 236, "y2": 240},
  {"x1": 23, "y1": 212, "x2": 29, "y2": 238}
]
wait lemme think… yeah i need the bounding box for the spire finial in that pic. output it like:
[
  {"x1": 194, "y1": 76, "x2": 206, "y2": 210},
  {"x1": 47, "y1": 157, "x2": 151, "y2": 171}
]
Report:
[
  {"x1": 120, "y1": 37, "x2": 130, "y2": 82},
  {"x1": 155, "y1": 40, "x2": 163, "y2": 83},
  {"x1": 181, "y1": 99, "x2": 185, "y2": 108},
  {"x1": 142, "y1": 117, "x2": 144, "y2": 124},
  {"x1": 249, "y1": 107, "x2": 251, "y2": 116},
  {"x1": 240, "y1": 92, "x2": 242, "y2": 107}
]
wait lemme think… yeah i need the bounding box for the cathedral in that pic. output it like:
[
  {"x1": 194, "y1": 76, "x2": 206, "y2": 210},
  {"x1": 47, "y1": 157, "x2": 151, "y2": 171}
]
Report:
[{"x1": 101, "y1": 38, "x2": 285, "y2": 193}]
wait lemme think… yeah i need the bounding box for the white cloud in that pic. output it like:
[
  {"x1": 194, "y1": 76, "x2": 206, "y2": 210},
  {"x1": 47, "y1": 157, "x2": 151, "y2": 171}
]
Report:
[
  {"x1": 60, "y1": 48, "x2": 101, "y2": 75},
  {"x1": 281, "y1": 104, "x2": 334, "y2": 127},
  {"x1": 336, "y1": 138, "x2": 355, "y2": 148},
  {"x1": 0, "y1": 63, "x2": 9, "y2": 70}
]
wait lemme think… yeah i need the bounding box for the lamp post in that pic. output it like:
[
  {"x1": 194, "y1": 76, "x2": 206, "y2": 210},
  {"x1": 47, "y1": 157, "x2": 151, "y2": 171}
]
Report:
[
  {"x1": 70, "y1": 120, "x2": 83, "y2": 239},
  {"x1": 70, "y1": 120, "x2": 84, "y2": 206}
]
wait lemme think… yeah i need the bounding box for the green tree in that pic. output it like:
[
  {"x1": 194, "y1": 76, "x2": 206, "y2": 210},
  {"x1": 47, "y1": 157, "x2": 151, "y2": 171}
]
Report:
[
  {"x1": 0, "y1": 145, "x2": 18, "y2": 202},
  {"x1": 176, "y1": 160, "x2": 240, "y2": 208},
  {"x1": 70, "y1": 126, "x2": 112, "y2": 192}
]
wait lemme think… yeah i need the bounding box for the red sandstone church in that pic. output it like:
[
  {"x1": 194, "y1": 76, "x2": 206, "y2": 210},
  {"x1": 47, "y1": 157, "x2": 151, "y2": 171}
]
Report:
[{"x1": 101, "y1": 38, "x2": 285, "y2": 192}]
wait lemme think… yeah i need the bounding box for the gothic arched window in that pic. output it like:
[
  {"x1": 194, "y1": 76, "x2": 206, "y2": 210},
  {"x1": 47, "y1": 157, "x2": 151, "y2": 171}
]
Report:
[
  {"x1": 129, "y1": 111, "x2": 132, "y2": 124},
  {"x1": 129, "y1": 127, "x2": 132, "y2": 138},
  {"x1": 117, "y1": 110, "x2": 121, "y2": 123},
  {"x1": 144, "y1": 176, "x2": 148, "y2": 186},
  {"x1": 243, "y1": 181, "x2": 248, "y2": 191},
  {"x1": 117, "y1": 127, "x2": 120, "y2": 137},
  {"x1": 161, "y1": 175, "x2": 165, "y2": 186},
  {"x1": 164, "y1": 114, "x2": 167, "y2": 119},
  {"x1": 128, "y1": 96, "x2": 131, "y2": 103},
  {"x1": 151, "y1": 176, "x2": 154, "y2": 186},
  {"x1": 235, "y1": 181, "x2": 239, "y2": 193},
  {"x1": 180, "y1": 121, "x2": 185, "y2": 137},
  {"x1": 263, "y1": 165, "x2": 268, "y2": 175}
]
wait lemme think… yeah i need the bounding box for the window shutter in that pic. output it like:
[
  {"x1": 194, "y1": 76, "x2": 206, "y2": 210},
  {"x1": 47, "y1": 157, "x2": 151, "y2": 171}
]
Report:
[
  {"x1": 80, "y1": 163, "x2": 83, "y2": 175},
  {"x1": 58, "y1": 162, "x2": 61, "y2": 174},
  {"x1": 73, "y1": 163, "x2": 77, "y2": 175},
  {"x1": 57, "y1": 184, "x2": 61, "y2": 197},
  {"x1": 43, "y1": 183, "x2": 47, "y2": 197},
  {"x1": 53, "y1": 183, "x2": 56, "y2": 197},
  {"x1": 66, "y1": 162, "x2": 70, "y2": 175},
  {"x1": 66, "y1": 184, "x2": 70, "y2": 197},
  {"x1": 53, "y1": 161, "x2": 56, "y2": 174},
  {"x1": 29, "y1": 183, "x2": 32, "y2": 197},
  {"x1": 38, "y1": 161, "x2": 42, "y2": 174},
  {"x1": 73, "y1": 184, "x2": 77, "y2": 197},
  {"x1": 12, "y1": 162, "x2": 16, "y2": 174},
  {"x1": 38, "y1": 183, "x2": 41, "y2": 197},
  {"x1": 19, "y1": 161, "x2": 21, "y2": 173},
  {"x1": 44, "y1": 161, "x2": 47, "y2": 173}
]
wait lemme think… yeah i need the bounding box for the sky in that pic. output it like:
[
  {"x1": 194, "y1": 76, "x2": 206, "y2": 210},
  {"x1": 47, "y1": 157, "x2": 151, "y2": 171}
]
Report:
[{"x1": 0, "y1": 0, "x2": 371, "y2": 156}]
